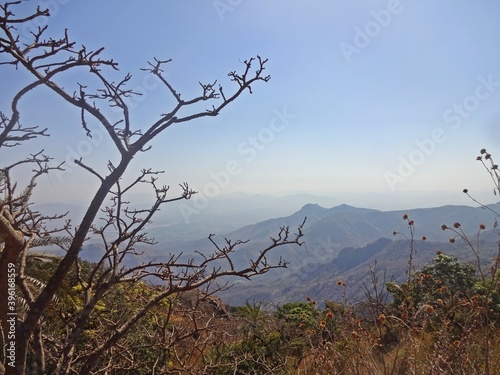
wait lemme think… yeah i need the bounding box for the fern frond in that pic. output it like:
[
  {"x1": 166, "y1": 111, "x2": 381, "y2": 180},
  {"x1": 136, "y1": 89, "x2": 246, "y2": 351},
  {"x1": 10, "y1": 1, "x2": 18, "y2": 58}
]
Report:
[{"x1": 31, "y1": 236, "x2": 72, "y2": 248}]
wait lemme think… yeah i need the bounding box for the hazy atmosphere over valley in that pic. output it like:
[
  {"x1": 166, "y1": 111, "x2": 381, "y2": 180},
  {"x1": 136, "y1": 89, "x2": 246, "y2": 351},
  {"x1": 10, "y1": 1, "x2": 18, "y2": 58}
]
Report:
[
  {"x1": 3, "y1": 1, "x2": 500, "y2": 214},
  {"x1": 2, "y1": 1, "x2": 500, "y2": 374}
]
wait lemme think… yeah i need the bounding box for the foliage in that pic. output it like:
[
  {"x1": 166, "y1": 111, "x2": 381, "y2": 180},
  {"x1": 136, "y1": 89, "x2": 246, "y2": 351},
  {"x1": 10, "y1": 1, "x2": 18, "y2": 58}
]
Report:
[
  {"x1": 472, "y1": 270, "x2": 500, "y2": 320},
  {"x1": 1, "y1": 1, "x2": 499, "y2": 371},
  {"x1": 3, "y1": 195, "x2": 500, "y2": 375},
  {"x1": 0, "y1": 2, "x2": 309, "y2": 374},
  {"x1": 193, "y1": 160, "x2": 500, "y2": 375},
  {"x1": 386, "y1": 254, "x2": 476, "y2": 313}
]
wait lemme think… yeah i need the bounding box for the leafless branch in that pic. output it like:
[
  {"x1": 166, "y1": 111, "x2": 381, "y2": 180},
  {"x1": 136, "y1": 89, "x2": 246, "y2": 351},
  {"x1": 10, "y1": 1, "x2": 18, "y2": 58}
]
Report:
[{"x1": 1, "y1": 3, "x2": 274, "y2": 373}]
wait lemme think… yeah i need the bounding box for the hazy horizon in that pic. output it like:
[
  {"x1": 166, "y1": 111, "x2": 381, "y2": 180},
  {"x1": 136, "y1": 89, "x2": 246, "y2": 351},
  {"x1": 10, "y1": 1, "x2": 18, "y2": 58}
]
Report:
[
  {"x1": 34, "y1": 188, "x2": 499, "y2": 227},
  {"x1": 3, "y1": 1, "x2": 500, "y2": 216}
]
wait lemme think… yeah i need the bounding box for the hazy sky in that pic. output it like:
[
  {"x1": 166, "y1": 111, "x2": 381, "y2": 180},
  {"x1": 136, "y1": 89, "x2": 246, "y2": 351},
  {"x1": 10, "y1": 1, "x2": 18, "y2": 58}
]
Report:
[{"x1": 2, "y1": 0, "x2": 500, "y2": 211}]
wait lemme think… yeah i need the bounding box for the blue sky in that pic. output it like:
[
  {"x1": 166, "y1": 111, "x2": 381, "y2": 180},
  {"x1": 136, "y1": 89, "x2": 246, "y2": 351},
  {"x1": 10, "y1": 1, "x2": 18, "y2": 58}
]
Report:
[{"x1": 2, "y1": 0, "x2": 500, "y2": 210}]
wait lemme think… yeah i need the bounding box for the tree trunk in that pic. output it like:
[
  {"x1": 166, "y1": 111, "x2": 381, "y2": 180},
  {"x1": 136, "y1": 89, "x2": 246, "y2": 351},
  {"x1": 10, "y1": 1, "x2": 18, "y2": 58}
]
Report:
[
  {"x1": 0, "y1": 237, "x2": 24, "y2": 375},
  {"x1": 16, "y1": 157, "x2": 132, "y2": 374}
]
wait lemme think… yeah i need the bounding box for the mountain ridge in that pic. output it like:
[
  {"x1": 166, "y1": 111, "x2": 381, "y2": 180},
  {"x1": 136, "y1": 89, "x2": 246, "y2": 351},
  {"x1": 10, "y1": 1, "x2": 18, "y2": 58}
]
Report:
[{"x1": 76, "y1": 200, "x2": 500, "y2": 305}]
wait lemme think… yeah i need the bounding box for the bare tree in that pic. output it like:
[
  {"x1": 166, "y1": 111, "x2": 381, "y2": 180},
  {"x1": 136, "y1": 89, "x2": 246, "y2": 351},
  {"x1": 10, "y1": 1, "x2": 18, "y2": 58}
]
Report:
[{"x1": 0, "y1": 3, "x2": 305, "y2": 374}]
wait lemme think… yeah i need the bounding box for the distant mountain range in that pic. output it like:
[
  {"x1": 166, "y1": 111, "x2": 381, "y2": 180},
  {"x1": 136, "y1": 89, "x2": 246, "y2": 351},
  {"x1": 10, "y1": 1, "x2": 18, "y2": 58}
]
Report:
[
  {"x1": 215, "y1": 202, "x2": 500, "y2": 305},
  {"x1": 75, "y1": 199, "x2": 500, "y2": 306}
]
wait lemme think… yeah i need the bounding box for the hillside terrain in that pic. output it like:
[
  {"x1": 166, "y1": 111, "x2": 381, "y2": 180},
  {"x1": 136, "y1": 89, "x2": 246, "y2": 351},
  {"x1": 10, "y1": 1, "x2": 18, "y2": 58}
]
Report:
[
  {"x1": 77, "y1": 201, "x2": 500, "y2": 305},
  {"x1": 71, "y1": 200, "x2": 500, "y2": 374}
]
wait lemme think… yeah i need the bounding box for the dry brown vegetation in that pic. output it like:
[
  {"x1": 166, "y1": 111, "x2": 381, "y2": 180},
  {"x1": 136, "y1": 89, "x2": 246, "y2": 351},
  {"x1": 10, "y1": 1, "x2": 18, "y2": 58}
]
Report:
[{"x1": 1, "y1": 1, "x2": 499, "y2": 373}]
